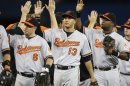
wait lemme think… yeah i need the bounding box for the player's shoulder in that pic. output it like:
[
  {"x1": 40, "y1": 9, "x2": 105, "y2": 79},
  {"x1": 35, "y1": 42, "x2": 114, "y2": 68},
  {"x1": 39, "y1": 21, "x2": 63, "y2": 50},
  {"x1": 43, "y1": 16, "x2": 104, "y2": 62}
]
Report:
[
  {"x1": 111, "y1": 32, "x2": 124, "y2": 39},
  {"x1": 0, "y1": 25, "x2": 5, "y2": 30},
  {"x1": 111, "y1": 32, "x2": 126, "y2": 42},
  {"x1": 44, "y1": 28, "x2": 60, "y2": 33},
  {"x1": 36, "y1": 35, "x2": 47, "y2": 41},
  {"x1": 76, "y1": 30, "x2": 87, "y2": 38},
  {"x1": 0, "y1": 25, "x2": 7, "y2": 33}
]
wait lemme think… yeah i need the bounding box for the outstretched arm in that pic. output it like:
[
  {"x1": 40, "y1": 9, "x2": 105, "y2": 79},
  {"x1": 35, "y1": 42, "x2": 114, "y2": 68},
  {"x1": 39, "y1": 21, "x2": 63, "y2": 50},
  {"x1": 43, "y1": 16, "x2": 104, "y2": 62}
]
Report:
[
  {"x1": 75, "y1": 0, "x2": 84, "y2": 30},
  {"x1": 34, "y1": 0, "x2": 45, "y2": 23},
  {"x1": 88, "y1": 10, "x2": 98, "y2": 29},
  {"x1": 18, "y1": 1, "x2": 32, "y2": 32},
  {"x1": 46, "y1": 0, "x2": 58, "y2": 28}
]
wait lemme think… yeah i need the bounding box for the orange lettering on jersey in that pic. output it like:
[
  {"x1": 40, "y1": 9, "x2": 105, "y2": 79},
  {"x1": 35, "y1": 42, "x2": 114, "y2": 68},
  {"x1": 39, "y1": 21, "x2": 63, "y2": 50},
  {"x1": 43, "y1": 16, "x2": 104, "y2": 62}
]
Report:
[
  {"x1": 95, "y1": 39, "x2": 104, "y2": 48},
  {"x1": 17, "y1": 45, "x2": 41, "y2": 54},
  {"x1": 33, "y1": 53, "x2": 38, "y2": 61},
  {"x1": 54, "y1": 38, "x2": 80, "y2": 47}
]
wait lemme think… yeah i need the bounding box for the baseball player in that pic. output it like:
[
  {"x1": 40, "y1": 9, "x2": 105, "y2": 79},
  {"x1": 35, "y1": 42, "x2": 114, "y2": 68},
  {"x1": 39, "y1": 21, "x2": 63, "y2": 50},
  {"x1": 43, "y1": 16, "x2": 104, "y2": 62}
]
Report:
[
  {"x1": 0, "y1": 25, "x2": 11, "y2": 73},
  {"x1": 119, "y1": 19, "x2": 130, "y2": 86},
  {"x1": 6, "y1": 1, "x2": 53, "y2": 86},
  {"x1": 8, "y1": 17, "x2": 53, "y2": 86},
  {"x1": 0, "y1": 25, "x2": 12, "y2": 85},
  {"x1": 84, "y1": 11, "x2": 130, "y2": 86},
  {"x1": 44, "y1": 0, "x2": 97, "y2": 86}
]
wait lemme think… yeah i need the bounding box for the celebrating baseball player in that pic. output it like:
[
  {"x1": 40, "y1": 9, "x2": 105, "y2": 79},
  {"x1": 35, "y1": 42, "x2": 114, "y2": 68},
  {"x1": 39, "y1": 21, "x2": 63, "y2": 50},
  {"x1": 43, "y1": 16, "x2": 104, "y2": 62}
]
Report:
[
  {"x1": 43, "y1": 0, "x2": 97, "y2": 86},
  {"x1": 84, "y1": 10, "x2": 130, "y2": 86},
  {"x1": 119, "y1": 19, "x2": 130, "y2": 86},
  {"x1": 6, "y1": 1, "x2": 53, "y2": 86},
  {"x1": 0, "y1": 25, "x2": 12, "y2": 85}
]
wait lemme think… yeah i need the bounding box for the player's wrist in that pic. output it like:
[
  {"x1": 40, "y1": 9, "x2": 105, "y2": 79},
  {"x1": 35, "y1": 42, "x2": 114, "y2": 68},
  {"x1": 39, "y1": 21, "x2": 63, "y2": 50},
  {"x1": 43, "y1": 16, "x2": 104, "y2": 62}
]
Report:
[
  {"x1": 45, "y1": 64, "x2": 51, "y2": 69},
  {"x1": 2, "y1": 60, "x2": 11, "y2": 70},
  {"x1": 111, "y1": 50, "x2": 119, "y2": 57},
  {"x1": 76, "y1": 11, "x2": 81, "y2": 18}
]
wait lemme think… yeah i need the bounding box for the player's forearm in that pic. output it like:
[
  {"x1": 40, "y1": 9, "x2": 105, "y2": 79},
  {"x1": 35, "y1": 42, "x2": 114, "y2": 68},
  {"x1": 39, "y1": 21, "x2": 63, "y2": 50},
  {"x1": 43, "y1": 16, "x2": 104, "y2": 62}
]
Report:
[
  {"x1": 75, "y1": 18, "x2": 82, "y2": 30},
  {"x1": 85, "y1": 60, "x2": 95, "y2": 79},
  {"x1": 18, "y1": 14, "x2": 27, "y2": 31},
  {"x1": 2, "y1": 50, "x2": 11, "y2": 61},
  {"x1": 118, "y1": 52, "x2": 130, "y2": 61},
  {"x1": 3, "y1": 54, "x2": 11, "y2": 61},
  {"x1": 49, "y1": 12, "x2": 58, "y2": 28},
  {"x1": 88, "y1": 22, "x2": 95, "y2": 29}
]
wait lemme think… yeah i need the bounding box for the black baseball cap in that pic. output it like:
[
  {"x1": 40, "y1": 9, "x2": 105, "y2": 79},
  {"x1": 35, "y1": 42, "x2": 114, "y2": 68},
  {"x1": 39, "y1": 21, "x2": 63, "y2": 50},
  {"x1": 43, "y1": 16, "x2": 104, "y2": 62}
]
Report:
[
  {"x1": 62, "y1": 11, "x2": 77, "y2": 19},
  {"x1": 22, "y1": 17, "x2": 39, "y2": 27},
  {"x1": 122, "y1": 21, "x2": 130, "y2": 29},
  {"x1": 100, "y1": 12, "x2": 116, "y2": 25}
]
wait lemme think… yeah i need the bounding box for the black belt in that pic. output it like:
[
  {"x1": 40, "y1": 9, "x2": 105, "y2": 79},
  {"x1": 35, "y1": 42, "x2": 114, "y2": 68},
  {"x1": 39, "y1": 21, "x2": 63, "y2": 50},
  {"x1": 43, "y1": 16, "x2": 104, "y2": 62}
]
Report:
[
  {"x1": 54, "y1": 64, "x2": 75, "y2": 70},
  {"x1": 17, "y1": 72, "x2": 35, "y2": 78},
  {"x1": 94, "y1": 66, "x2": 117, "y2": 71},
  {"x1": 120, "y1": 72, "x2": 130, "y2": 75}
]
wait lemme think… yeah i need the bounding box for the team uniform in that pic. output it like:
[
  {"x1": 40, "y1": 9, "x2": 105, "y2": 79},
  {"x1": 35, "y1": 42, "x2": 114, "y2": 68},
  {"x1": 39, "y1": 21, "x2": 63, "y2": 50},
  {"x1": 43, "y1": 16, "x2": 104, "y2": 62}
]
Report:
[
  {"x1": 84, "y1": 28, "x2": 130, "y2": 86},
  {"x1": 0, "y1": 25, "x2": 10, "y2": 73},
  {"x1": 119, "y1": 40, "x2": 130, "y2": 86},
  {"x1": 44, "y1": 28, "x2": 91, "y2": 86},
  {"x1": 8, "y1": 34, "x2": 52, "y2": 86}
]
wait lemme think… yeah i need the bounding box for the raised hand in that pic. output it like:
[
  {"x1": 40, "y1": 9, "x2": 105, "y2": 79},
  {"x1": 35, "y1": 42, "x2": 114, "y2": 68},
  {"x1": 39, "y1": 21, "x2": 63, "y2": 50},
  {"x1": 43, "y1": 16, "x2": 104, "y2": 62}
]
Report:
[
  {"x1": 45, "y1": 0, "x2": 55, "y2": 14},
  {"x1": 76, "y1": 0, "x2": 84, "y2": 13},
  {"x1": 21, "y1": 1, "x2": 32, "y2": 15},
  {"x1": 34, "y1": 0, "x2": 45, "y2": 17},
  {"x1": 88, "y1": 10, "x2": 98, "y2": 24}
]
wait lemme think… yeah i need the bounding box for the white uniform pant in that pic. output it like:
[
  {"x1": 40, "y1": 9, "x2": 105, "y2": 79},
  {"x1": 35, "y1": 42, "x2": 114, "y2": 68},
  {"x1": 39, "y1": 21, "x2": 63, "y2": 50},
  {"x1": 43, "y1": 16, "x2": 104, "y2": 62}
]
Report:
[
  {"x1": 94, "y1": 68, "x2": 120, "y2": 86},
  {"x1": 80, "y1": 79, "x2": 90, "y2": 86},
  {"x1": 54, "y1": 66, "x2": 80, "y2": 86},
  {"x1": 120, "y1": 73, "x2": 130, "y2": 86},
  {"x1": 14, "y1": 74, "x2": 35, "y2": 86}
]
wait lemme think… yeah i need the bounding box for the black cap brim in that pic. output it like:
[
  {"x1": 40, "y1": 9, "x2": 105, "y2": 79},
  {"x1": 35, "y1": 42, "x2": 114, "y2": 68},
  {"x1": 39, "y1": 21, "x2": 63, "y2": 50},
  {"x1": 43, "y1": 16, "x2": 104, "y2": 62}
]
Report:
[
  {"x1": 100, "y1": 15, "x2": 111, "y2": 21},
  {"x1": 62, "y1": 14, "x2": 76, "y2": 19}
]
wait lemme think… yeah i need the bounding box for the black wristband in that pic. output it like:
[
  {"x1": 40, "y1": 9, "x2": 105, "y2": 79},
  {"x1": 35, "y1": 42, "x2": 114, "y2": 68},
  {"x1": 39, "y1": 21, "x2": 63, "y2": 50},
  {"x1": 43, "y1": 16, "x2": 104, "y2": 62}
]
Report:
[
  {"x1": 126, "y1": 52, "x2": 130, "y2": 61},
  {"x1": 45, "y1": 64, "x2": 51, "y2": 69},
  {"x1": 76, "y1": 12, "x2": 81, "y2": 18},
  {"x1": 2, "y1": 60, "x2": 10, "y2": 68},
  {"x1": 112, "y1": 50, "x2": 118, "y2": 57}
]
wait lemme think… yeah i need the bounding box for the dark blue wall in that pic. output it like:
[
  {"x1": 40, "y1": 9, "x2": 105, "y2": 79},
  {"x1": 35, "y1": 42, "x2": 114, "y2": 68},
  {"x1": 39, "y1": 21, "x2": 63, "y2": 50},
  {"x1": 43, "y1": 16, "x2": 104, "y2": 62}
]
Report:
[{"x1": 0, "y1": 0, "x2": 130, "y2": 34}]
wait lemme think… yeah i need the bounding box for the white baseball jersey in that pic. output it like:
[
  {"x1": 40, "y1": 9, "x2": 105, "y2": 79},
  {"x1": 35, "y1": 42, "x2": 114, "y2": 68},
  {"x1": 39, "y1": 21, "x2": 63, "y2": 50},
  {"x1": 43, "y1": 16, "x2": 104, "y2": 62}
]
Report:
[
  {"x1": 84, "y1": 28, "x2": 130, "y2": 67},
  {"x1": 0, "y1": 25, "x2": 10, "y2": 63},
  {"x1": 44, "y1": 28, "x2": 91, "y2": 66},
  {"x1": 9, "y1": 35, "x2": 52, "y2": 72},
  {"x1": 119, "y1": 41, "x2": 130, "y2": 73}
]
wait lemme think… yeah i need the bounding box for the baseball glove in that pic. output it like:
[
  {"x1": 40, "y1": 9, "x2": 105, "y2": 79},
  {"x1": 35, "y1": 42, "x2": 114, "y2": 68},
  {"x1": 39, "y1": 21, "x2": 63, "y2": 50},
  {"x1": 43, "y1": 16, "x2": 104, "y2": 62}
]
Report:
[
  {"x1": 0, "y1": 70, "x2": 13, "y2": 86},
  {"x1": 103, "y1": 36, "x2": 117, "y2": 55},
  {"x1": 34, "y1": 68, "x2": 50, "y2": 86},
  {"x1": 90, "y1": 81, "x2": 99, "y2": 86}
]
